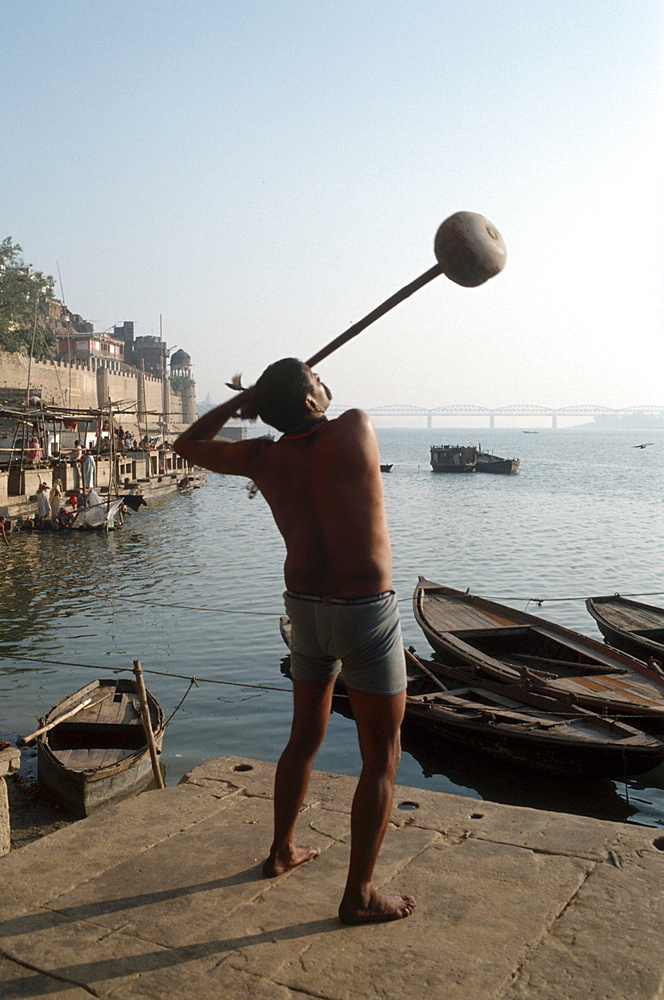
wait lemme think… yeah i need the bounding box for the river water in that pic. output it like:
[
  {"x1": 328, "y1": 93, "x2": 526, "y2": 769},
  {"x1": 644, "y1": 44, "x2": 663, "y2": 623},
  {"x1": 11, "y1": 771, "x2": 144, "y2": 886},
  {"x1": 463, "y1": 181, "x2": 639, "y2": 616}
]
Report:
[{"x1": 1, "y1": 425, "x2": 663, "y2": 828}]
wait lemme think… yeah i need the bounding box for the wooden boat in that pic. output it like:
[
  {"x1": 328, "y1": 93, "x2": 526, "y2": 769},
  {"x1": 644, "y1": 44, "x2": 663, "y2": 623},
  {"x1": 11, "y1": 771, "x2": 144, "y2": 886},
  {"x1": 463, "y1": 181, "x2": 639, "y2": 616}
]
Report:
[
  {"x1": 278, "y1": 618, "x2": 664, "y2": 775},
  {"x1": 430, "y1": 445, "x2": 519, "y2": 475},
  {"x1": 402, "y1": 652, "x2": 664, "y2": 777},
  {"x1": 38, "y1": 678, "x2": 164, "y2": 817},
  {"x1": 586, "y1": 595, "x2": 664, "y2": 665},
  {"x1": 413, "y1": 578, "x2": 664, "y2": 725},
  {"x1": 476, "y1": 451, "x2": 520, "y2": 475},
  {"x1": 430, "y1": 444, "x2": 477, "y2": 473}
]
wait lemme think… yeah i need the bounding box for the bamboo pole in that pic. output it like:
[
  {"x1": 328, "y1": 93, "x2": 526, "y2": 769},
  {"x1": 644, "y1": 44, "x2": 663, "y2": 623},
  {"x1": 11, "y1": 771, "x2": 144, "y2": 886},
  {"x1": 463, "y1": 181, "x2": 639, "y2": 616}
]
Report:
[{"x1": 133, "y1": 659, "x2": 165, "y2": 789}]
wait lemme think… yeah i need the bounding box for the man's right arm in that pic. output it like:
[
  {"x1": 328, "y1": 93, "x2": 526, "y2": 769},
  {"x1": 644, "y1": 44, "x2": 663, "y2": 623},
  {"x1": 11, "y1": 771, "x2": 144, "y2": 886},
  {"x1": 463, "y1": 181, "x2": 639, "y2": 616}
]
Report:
[{"x1": 173, "y1": 388, "x2": 267, "y2": 477}]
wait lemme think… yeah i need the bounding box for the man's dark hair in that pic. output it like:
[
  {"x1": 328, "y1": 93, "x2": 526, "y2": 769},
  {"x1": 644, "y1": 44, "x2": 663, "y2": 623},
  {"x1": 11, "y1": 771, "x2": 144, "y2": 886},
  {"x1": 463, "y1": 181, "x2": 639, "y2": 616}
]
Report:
[{"x1": 253, "y1": 358, "x2": 313, "y2": 432}]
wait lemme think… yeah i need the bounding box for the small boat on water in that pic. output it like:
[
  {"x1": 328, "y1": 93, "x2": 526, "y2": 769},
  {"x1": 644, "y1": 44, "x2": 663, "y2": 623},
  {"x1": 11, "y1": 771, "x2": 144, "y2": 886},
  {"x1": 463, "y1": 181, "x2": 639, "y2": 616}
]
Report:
[
  {"x1": 476, "y1": 451, "x2": 520, "y2": 475},
  {"x1": 586, "y1": 595, "x2": 664, "y2": 666},
  {"x1": 37, "y1": 678, "x2": 164, "y2": 817},
  {"x1": 278, "y1": 618, "x2": 664, "y2": 775},
  {"x1": 413, "y1": 578, "x2": 664, "y2": 725},
  {"x1": 430, "y1": 445, "x2": 519, "y2": 475},
  {"x1": 380, "y1": 463, "x2": 393, "y2": 472}
]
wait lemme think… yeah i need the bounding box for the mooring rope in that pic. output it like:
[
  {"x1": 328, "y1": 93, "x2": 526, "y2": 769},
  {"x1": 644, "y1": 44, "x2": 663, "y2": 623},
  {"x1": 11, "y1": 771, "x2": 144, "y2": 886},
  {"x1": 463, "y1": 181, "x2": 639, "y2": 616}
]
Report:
[
  {"x1": 1, "y1": 650, "x2": 663, "y2": 725},
  {"x1": 87, "y1": 588, "x2": 664, "y2": 617}
]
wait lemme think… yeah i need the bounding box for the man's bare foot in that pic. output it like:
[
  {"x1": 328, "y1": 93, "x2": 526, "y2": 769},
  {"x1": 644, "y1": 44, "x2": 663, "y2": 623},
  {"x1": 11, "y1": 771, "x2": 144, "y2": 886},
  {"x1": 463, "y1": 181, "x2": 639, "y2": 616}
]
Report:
[
  {"x1": 338, "y1": 890, "x2": 416, "y2": 925},
  {"x1": 262, "y1": 845, "x2": 321, "y2": 877}
]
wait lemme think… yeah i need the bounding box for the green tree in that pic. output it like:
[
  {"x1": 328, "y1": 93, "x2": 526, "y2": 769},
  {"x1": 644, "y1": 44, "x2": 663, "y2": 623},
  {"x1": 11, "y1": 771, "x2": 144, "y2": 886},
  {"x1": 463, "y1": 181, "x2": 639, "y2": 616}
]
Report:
[
  {"x1": 169, "y1": 374, "x2": 193, "y2": 396},
  {"x1": 0, "y1": 238, "x2": 56, "y2": 359}
]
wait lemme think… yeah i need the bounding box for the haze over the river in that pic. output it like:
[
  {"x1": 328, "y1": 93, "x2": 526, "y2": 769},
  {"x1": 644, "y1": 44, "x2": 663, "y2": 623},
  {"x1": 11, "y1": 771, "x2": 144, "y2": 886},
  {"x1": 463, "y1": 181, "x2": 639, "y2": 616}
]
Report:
[{"x1": 3, "y1": 1, "x2": 662, "y2": 411}]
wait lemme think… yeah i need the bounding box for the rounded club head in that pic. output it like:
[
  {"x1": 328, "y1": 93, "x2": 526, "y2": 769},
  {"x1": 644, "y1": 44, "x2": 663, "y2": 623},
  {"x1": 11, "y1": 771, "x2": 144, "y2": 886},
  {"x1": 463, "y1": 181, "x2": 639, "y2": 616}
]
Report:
[{"x1": 434, "y1": 211, "x2": 506, "y2": 287}]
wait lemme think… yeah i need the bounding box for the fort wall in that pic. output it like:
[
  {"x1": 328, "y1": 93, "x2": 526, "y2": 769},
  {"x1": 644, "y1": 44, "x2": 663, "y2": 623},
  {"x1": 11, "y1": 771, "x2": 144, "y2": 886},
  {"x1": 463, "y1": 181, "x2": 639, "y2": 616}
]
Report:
[{"x1": 0, "y1": 351, "x2": 194, "y2": 433}]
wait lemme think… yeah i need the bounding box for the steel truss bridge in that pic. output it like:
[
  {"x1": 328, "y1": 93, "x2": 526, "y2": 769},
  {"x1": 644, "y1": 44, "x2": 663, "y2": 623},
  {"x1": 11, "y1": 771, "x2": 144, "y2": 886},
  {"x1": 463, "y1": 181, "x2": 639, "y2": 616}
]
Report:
[{"x1": 326, "y1": 403, "x2": 664, "y2": 429}]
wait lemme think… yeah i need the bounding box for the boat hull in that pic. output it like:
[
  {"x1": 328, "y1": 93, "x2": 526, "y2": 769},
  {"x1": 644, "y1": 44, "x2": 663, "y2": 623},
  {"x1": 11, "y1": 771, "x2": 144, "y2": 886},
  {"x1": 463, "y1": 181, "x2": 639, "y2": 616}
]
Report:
[
  {"x1": 476, "y1": 455, "x2": 520, "y2": 474},
  {"x1": 586, "y1": 596, "x2": 664, "y2": 664},
  {"x1": 413, "y1": 579, "x2": 664, "y2": 726},
  {"x1": 401, "y1": 697, "x2": 664, "y2": 777},
  {"x1": 38, "y1": 678, "x2": 164, "y2": 818},
  {"x1": 280, "y1": 617, "x2": 664, "y2": 776}
]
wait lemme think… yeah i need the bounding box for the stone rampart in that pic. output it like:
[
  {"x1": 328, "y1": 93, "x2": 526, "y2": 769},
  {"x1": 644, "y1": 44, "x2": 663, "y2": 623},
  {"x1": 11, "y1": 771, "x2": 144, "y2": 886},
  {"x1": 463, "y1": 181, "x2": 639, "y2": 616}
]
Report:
[{"x1": 0, "y1": 351, "x2": 193, "y2": 432}]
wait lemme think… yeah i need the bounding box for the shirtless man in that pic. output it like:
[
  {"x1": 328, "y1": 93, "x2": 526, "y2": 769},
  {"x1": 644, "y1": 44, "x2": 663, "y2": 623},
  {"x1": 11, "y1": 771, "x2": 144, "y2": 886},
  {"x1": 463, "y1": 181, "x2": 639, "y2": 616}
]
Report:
[{"x1": 174, "y1": 358, "x2": 414, "y2": 925}]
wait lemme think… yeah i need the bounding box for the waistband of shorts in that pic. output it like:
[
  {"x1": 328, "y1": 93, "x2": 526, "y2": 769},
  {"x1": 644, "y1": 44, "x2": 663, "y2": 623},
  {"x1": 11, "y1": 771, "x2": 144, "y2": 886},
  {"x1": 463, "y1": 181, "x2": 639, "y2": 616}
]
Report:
[{"x1": 284, "y1": 589, "x2": 395, "y2": 606}]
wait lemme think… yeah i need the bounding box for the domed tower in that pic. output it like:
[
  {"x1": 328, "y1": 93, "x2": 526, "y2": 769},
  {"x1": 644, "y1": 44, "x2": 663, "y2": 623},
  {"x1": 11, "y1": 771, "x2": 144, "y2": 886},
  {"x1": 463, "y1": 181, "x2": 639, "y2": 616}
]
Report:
[{"x1": 170, "y1": 349, "x2": 192, "y2": 378}]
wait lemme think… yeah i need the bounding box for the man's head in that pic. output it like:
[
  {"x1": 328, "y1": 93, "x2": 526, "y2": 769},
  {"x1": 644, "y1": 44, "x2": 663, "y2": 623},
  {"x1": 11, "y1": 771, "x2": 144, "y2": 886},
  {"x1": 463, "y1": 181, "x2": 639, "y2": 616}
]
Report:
[{"x1": 253, "y1": 359, "x2": 331, "y2": 433}]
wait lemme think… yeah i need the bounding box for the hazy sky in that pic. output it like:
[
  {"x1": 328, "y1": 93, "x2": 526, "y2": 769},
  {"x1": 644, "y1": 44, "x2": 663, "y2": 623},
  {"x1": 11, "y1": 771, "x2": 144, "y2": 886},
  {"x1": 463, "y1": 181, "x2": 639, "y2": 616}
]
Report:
[{"x1": 3, "y1": 1, "x2": 663, "y2": 411}]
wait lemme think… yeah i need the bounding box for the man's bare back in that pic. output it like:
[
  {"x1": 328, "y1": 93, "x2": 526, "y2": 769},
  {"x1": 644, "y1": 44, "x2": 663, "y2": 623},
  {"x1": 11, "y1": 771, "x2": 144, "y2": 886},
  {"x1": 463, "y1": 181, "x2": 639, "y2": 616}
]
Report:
[{"x1": 252, "y1": 409, "x2": 393, "y2": 596}]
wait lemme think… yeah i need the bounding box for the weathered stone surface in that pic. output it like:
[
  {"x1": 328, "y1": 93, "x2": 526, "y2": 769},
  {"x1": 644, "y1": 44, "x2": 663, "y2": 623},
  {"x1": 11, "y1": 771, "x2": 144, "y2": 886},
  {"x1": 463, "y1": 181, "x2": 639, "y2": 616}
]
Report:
[
  {"x1": 116, "y1": 962, "x2": 315, "y2": 1000},
  {"x1": 0, "y1": 778, "x2": 10, "y2": 857},
  {"x1": 0, "y1": 910, "x2": 168, "y2": 997},
  {"x1": 505, "y1": 846, "x2": 664, "y2": 1000},
  {"x1": 1, "y1": 756, "x2": 663, "y2": 1000},
  {"x1": 0, "y1": 954, "x2": 92, "y2": 999},
  {"x1": 0, "y1": 782, "x2": 238, "y2": 919},
  {"x1": 0, "y1": 743, "x2": 21, "y2": 777}
]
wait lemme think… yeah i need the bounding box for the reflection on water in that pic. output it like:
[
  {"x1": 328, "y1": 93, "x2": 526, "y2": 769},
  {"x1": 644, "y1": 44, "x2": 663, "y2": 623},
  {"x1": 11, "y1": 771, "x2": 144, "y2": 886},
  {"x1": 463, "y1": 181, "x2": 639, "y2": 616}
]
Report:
[
  {"x1": 400, "y1": 725, "x2": 636, "y2": 824},
  {"x1": 1, "y1": 426, "x2": 664, "y2": 828}
]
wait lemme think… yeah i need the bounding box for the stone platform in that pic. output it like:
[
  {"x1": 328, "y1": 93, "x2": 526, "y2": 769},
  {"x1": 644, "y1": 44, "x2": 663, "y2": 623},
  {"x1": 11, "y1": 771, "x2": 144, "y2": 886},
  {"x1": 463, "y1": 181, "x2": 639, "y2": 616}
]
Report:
[{"x1": 1, "y1": 756, "x2": 663, "y2": 999}]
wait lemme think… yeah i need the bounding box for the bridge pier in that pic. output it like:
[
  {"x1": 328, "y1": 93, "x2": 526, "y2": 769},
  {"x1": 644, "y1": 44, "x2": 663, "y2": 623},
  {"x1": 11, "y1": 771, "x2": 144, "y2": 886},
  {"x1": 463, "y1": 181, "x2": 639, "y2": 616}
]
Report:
[
  {"x1": 427, "y1": 414, "x2": 432, "y2": 428},
  {"x1": 489, "y1": 414, "x2": 495, "y2": 429},
  {"x1": 552, "y1": 414, "x2": 557, "y2": 429}
]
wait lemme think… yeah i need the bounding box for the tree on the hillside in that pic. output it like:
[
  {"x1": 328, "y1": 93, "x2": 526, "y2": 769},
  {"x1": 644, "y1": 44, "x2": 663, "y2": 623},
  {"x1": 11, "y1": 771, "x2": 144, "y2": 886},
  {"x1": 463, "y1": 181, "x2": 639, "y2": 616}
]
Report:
[{"x1": 0, "y1": 238, "x2": 56, "y2": 359}]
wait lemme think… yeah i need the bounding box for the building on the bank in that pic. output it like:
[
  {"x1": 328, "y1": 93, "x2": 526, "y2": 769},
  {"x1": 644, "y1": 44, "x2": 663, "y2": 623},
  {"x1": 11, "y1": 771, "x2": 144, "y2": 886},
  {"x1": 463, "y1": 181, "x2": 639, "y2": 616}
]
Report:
[{"x1": 55, "y1": 330, "x2": 125, "y2": 365}]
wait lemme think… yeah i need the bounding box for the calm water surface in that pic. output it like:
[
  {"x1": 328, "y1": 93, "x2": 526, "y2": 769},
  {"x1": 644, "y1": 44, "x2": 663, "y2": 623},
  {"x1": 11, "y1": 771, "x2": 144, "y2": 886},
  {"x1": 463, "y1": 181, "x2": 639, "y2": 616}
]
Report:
[{"x1": 1, "y1": 426, "x2": 663, "y2": 828}]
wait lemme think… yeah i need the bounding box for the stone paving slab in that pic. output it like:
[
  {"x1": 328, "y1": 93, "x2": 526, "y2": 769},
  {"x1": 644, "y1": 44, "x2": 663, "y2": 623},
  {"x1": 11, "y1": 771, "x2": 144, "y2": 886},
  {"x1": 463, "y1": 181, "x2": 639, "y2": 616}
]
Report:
[{"x1": 1, "y1": 756, "x2": 663, "y2": 1000}]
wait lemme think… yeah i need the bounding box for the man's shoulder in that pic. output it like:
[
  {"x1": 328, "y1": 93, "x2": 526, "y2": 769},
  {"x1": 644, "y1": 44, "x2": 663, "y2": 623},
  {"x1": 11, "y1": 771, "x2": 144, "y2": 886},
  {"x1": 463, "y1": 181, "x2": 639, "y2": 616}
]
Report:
[
  {"x1": 331, "y1": 408, "x2": 373, "y2": 430},
  {"x1": 329, "y1": 408, "x2": 376, "y2": 441}
]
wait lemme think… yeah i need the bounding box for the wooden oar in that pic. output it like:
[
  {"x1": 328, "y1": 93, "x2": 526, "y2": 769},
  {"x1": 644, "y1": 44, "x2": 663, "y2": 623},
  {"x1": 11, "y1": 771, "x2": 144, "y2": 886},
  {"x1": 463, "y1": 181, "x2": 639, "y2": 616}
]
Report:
[
  {"x1": 18, "y1": 691, "x2": 113, "y2": 746},
  {"x1": 404, "y1": 647, "x2": 453, "y2": 696}
]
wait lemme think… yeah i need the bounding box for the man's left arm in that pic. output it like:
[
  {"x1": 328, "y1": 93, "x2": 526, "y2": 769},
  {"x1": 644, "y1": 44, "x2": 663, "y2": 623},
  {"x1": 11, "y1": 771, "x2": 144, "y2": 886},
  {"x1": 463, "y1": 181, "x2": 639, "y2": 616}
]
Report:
[{"x1": 173, "y1": 389, "x2": 266, "y2": 477}]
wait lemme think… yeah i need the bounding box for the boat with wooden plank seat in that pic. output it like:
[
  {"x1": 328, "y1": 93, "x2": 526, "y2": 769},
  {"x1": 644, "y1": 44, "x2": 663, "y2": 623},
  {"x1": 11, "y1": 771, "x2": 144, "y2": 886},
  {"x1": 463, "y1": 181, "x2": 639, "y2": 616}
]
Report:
[
  {"x1": 37, "y1": 677, "x2": 164, "y2": 817},
  {"x1": 402, "y1": 650, "x2": 664, "y2": 777},
  {"x1": 586, "y1": 595, "x2": 664, "y2": 666},
  {"x1": 413, "y1": 578, "x2": 664, "y2": 726},
  {"x1": 278, "y1": 618, "x2": 664, "y2": 776}
]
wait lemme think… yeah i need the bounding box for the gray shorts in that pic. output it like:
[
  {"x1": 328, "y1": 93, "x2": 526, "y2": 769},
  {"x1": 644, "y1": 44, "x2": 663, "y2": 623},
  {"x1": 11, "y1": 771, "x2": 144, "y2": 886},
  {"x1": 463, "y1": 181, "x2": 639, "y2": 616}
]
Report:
[{"x1": 283, "y1": 590, "x2": 406, "y2": 696}]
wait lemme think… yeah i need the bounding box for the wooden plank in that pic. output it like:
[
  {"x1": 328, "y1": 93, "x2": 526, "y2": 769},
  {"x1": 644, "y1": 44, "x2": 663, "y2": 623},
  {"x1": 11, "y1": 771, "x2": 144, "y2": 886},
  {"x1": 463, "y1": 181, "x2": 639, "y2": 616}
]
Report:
[
  {"x1": 597, "y1": 602, "x2": 664, "y2": 630},
  {"x1": 59, "y1": 747, "x2": 131, "y2": 770},
  {"x1": 426, "y1": 595, "x2": 498, "y2": 631}
]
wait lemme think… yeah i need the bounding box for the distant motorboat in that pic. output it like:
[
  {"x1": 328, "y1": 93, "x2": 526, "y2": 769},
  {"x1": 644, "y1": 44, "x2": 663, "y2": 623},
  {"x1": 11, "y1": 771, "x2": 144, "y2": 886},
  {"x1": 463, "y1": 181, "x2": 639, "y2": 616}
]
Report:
[{"x1": 430, "y1": 444, "x2": 519, "y2": 475}]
